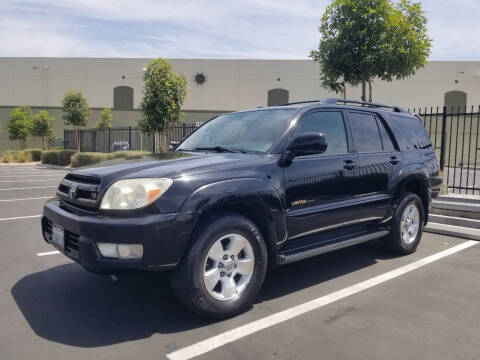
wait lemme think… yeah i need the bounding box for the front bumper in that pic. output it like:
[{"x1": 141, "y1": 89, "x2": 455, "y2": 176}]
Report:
[{"x1": 42, "y1": 199, "x2": 199, "y2": 274}]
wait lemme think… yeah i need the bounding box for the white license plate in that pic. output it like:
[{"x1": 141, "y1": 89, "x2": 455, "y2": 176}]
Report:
[{"x1": 51, "y1": 224, "x2": 65, "y2": 252}]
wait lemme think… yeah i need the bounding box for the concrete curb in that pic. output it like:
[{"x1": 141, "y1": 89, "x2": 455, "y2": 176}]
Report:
[{"x1": 425, "y1": 222, "x2": 480, "y2": 241}]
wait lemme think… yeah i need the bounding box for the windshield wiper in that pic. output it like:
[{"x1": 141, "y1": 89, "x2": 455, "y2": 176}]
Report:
[{"x1": 195, "y1": 146, "x2": 242, "y2": 153}]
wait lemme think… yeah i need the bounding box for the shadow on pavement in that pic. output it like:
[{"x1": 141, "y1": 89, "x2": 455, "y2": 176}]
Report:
[{"x1": 11, "y1": 241, "x2": 396, "y2": 348}]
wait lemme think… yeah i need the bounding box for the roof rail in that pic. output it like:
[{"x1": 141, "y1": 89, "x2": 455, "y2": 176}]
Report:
[
  {"x1": 322, "y1": 98, "x2": 407, "y2": 113},
  {"x1": 278, "y1": 100, "x2": 321, "y2": 106}
]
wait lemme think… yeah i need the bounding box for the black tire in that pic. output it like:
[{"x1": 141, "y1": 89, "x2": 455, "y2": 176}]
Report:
[
  {"x1": 169, "y1": 214, "x2": 268, "y2": 319},
  {"x1": 386, "y1": 192, "x2": 425, "y2": 255}
]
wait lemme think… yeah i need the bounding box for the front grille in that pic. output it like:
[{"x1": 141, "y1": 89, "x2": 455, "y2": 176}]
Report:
[
  {"x1": 57, "y1": 173, "x2": 101, "y2": 211},
  {"x1": 65, "y1": 231, "x2": 80, "y2": 260},
  {"x1": 43, "y1": 218, "x2": 53, "y2": 242}
]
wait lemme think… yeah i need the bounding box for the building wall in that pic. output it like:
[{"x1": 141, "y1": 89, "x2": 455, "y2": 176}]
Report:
[{"x1": 1, "y1": 57, "x2": 480, "y2": 151}]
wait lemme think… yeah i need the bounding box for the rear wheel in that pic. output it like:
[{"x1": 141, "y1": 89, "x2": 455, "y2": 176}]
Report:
[
  {"x1": 386, "y1": 192, "x2": 424, "y2": 255},
  {"x1": 170, "y1": 214, "x2": 267, "y2": 319}
]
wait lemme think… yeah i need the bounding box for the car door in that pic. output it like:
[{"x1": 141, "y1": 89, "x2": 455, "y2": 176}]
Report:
[
  {"x1": 347, "y1": 111, "x2": 401, "y2": 224},
  {"x1": 285, "y1": 110, "x2": 361, "y2": 240}
]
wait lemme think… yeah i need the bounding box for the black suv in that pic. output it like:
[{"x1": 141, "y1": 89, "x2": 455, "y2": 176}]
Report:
[{"x1": 42, "y1": 99, "x2": 442, "y2": 318}]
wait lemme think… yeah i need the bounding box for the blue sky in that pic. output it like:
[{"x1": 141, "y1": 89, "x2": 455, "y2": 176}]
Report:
[{"x1": 1, "y1": 0, "x2": 479, "y2": 60}]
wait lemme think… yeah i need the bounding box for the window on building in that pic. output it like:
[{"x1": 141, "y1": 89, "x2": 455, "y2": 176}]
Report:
[
  {"x1": 267, "y1": 88, "x2": 289, "y2": 106},
  {"x1": 113, "y1": 86, "x2": 134, "y2": 110},
  {"x1": 444, "y1": 90, "x2": 467, "y2": 113}
]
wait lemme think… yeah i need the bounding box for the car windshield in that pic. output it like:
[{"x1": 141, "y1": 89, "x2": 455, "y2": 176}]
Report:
[{"x1": 177, "y1": 109, "x2": 297, "y2": 153}]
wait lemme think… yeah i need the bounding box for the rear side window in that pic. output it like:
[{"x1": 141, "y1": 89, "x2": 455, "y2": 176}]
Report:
[
  {"x1": 390, "y1": 115, "x2": 432, "y2": 149},
  {"x1": 294, "y1": 111, "x2": 348, "y2": 155},
  {"x1": 348, "y1": 112, "x2": 383, "y2": 152},
  {"x1": 377, "y1": 117, "x2": 396, "y2": 152}
]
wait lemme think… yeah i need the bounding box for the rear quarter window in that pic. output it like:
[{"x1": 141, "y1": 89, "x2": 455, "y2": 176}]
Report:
[{"x1": 390, "y1": 115, "x2": 432, "y2": 150}]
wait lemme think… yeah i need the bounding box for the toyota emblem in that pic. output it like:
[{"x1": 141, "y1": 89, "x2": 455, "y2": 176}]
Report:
[{"x1": 68, "y1": 185, "x2": 78, "y2": 199}]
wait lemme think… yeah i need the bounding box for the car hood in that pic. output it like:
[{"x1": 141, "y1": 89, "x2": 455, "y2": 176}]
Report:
[{"x1": 72, "y1": 152, "x2": 272, "y2": 186}]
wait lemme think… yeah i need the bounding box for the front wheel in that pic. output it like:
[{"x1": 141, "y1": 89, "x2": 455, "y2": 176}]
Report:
[
  {"x1": 385, "y1": 192, "x2": 424, "y2": 255},
  {"x1": 170, "y1": 214, "x2": 267, "y2": 319}
]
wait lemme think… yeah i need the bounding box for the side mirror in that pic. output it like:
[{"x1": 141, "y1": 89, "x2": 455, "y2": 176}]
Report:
[{"x1": 290, "y1": 133, "x2": 328, "y2": 157}]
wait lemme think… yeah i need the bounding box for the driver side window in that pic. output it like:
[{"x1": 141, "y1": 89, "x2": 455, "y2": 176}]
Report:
[{"x1": 294, "y1": 111, "x2": 348, "y2": 155}]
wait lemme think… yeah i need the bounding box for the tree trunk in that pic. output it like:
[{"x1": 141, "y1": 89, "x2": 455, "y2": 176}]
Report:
[
  {"x1": 343, "y1": 84, "x2": 347, "y2": 99},
  {"x1": 19, "y1": 139, "x2": 23, "y2": 151},
  {"x1": 368, "y1": 81, "x2": 372, "y2": 102},
  {"x1": 361, "y1": 80, "x2": 366, "y2": 101}
]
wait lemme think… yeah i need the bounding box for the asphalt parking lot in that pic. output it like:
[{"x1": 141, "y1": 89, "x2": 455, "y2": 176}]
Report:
[{"x1": 0, "y1": 163, "x2": 479, "y2": 360}]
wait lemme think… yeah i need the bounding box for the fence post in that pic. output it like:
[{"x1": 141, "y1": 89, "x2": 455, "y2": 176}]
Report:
[
  {"x1": 128, "y1": 126, "x2": 132, "y2": 150},
  {"x1": 152, "y1": 132, "x2": 156, "y2": 154},
  {"x1": 108, "y1": 127, "x2": 111, "y2": 153},
  {"x1": 183, "y1": 123, "x2": 186, "y2": 138},
  {"x1": 439, "y1": 105, "x2": 448, "y2": 171}
]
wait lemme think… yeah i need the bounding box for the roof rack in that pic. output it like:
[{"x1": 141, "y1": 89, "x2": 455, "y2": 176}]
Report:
[
  {"x1": 322, "y1": 98, "x2": 407, "y2": 113},
  {"x1": 279, "y1": 98, "x2": 408, "y2": 113}
]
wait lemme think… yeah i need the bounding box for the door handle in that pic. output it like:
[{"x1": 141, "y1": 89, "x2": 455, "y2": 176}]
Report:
[
  {"x1": 390, "y1": 156, "x2": 400, "y2": 165},
  {"x1": 343, "y1": 160, "x2": 356, "y2": 170}
]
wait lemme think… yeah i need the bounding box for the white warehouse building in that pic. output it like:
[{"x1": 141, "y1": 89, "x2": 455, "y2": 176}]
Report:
[{"x1": 0, "y1": 57, "x2": 479, "y2": 150}]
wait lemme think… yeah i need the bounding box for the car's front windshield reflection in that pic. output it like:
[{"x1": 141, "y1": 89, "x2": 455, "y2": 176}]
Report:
[{"x1": 177, "y1": 109, "x2": 296, "y2": 153}]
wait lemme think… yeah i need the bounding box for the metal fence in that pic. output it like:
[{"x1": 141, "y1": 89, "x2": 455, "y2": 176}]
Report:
[
  {"x1": 64, "y1": 107, "x2": 480, "y2": 195},
  {"x1": 64, "y1": 123, "x2": 200, "y2": 153},
  {"x1": 413, "y1": 106, "x2": 480, "y2": 195}
]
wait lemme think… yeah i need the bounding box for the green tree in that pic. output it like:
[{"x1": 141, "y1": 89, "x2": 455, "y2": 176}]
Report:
[
  {"x1": 310, "y1": 0, "x2": 431, "y2": 101},
  {"x1": 32, "y1": 110, "x2": 55, "y2": 150},
  {"x1": 95, "y1": 108, "x2": 113, "y2": 130},
  {"x1": 62, "y1": 90, "x2": 90, "y2": 150},
  {"x1": 7, "y1": 105, "x2": 33, "y2": 150},
  {"x1": 139, "y1": 58, "x2": 187, "y2": 135},
  {"x1": 61, "y1": 90, "x2": 91, "y2": 128}
]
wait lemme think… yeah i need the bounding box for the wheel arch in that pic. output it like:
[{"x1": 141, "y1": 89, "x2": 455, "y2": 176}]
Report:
[
  {"x1": 179, "y1": 178, "x2": 287, "y2": 268},
  {"x1": 392, "y1": 167, "x2": 430, "y2": 224}
]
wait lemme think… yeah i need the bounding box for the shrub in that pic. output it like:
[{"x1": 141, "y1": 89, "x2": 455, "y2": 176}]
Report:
[
  {"x1": 1, "y1": 150, "x2": 32, "y2": 163},
  {"x1": 24, "y1": 149, "x2": 42, "y2": 162},
  {"x1": 41, "y1": 150, "x2": 60, "y2": 165},
  {"x1": 58, "y1": 150, "x2": 77, "y2": 166},
  {"x1": 2, "y1": 156, "x2": 10, "y2": 163},
  {"x1": 70, "y1": 152, "x2": 114, "y2": 167},
  {"x1": 70, "y1": 151, "x2": 151, "y2": 167}
]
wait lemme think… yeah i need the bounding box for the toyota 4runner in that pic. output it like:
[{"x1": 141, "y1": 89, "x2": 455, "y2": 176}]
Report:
[{"x1": 42, "y1": 98, "x2": 442, "y2": 318}]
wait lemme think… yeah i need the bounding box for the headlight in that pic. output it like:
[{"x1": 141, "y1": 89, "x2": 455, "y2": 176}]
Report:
[{"x1": 100, "y1": 178, "x2": 173, "y2": 210}]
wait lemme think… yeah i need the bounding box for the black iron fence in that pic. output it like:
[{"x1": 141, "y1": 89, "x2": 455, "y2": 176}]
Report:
[
  {"x1": 64, "y1": 123, "x2": 200, "y2": 153},
  {"x1": 64, "y1": 107, "x2": 480, "y2": 195},
  {"x1": 413, "y1": 106, "x2": 480, "y2": 195}
]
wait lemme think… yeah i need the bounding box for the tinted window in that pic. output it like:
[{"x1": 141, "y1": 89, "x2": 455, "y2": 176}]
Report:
[
  {"x1": 391, "y1": 115, "x2": 432, "y2": 149},
  {"x1": 377, "y1": 117, "x2": 396, "y2": 151},
  {"x1": 294, "y1": 111, "x2": 348, "y2": 155},
  {"x1": 349, "y1": 112, "x2": 383, "y2": 152}
]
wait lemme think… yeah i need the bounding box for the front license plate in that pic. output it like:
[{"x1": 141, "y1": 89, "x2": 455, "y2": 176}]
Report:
[{"x1": 51, "y1": 224, "x2": 65, "y2": 252}]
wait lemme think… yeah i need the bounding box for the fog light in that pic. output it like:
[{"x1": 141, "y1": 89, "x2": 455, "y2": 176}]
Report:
[
  {"x1": 97, "y1": 243, "x2": 143, "y2": 259},
  {"x1": 118, "y1": 244, "x2": 143, "y2": 259}
]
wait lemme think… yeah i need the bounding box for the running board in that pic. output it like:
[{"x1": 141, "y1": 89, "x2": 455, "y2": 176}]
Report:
[{"x1": 278, "y1": 230, "x2": 389, "y2": 265}]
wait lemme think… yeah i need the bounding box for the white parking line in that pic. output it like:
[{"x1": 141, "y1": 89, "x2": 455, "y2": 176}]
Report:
[
  {"x1": 37, "y1": 250, "x2": 60, "y2": 256},
  {"x1": 167, "y1": 240, "x2": 478, "y2": 360},
  {"x1": 0, "y1": 197, "x2": 51, "y2": 202},
  {"x1": 0, "y1": 215, "x2": 41, "y2": 221},
  {"x1": 0, "y1": 179, "x2": 62, "y2": 183},
  {"x1": 0, "y1": 186, "x2": 58, "y2": 191}
]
